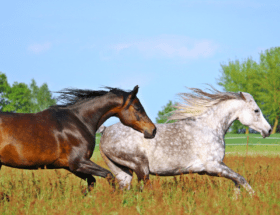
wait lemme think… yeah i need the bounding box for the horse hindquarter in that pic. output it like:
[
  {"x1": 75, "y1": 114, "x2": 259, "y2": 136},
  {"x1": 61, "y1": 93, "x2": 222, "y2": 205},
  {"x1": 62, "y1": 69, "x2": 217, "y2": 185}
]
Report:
[
  {"x1": 100, "y1": 125, "x2": 150, "y2": 185},
  {"x1": 0, "y1": 113, "x2": 60, "y2": 169}
]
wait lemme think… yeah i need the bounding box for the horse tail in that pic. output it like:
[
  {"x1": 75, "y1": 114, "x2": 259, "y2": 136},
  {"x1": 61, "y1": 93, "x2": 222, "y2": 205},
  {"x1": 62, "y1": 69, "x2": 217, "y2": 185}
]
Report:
[
  {"x1": 97, "y1": 125, "x2": 106, "y2": 134},
  {"x1": 99, "y1": 142, "x2": 111, "y2": 169}
]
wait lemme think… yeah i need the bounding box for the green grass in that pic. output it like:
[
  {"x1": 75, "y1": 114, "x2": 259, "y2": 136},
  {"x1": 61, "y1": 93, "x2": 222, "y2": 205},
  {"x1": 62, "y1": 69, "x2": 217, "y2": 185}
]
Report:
[
  {"x1": 225, "y1": 133, "x2": 280, "y2": 144},
  {"x1": 225, "y1": 145, "x2": 280, "y2": 156},
  {"x1": 224, "y1": 133, "x2": 280, "y2": 156}
]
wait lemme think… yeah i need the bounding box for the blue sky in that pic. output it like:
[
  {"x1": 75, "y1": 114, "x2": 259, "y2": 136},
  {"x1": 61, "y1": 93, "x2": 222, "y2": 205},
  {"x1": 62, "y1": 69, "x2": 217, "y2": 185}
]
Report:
[{"x1": 0, "y1": 1, "x2": 279, "y2": 125}]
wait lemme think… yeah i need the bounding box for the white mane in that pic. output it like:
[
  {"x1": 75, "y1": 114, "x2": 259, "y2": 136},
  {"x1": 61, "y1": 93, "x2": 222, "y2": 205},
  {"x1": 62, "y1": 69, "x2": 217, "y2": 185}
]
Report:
[{"x1": 169, "y1": 87, "x2": 242, "y2": 121}]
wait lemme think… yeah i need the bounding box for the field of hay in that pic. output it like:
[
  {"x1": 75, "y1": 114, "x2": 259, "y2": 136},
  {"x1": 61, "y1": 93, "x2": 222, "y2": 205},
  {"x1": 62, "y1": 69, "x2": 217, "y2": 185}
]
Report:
[{"x1": 0, "y1": 134, "x2": 279, "y2": 214}]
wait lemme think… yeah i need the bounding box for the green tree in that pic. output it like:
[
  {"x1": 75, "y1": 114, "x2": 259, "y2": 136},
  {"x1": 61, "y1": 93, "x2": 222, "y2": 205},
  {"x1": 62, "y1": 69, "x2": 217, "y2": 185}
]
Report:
[
  {"x1": 30, "y1": 79, "x2": 39, "y2": 112},
  {"x1": 2, "y1": 82, "x2": 32, "y2": 113},
  {"x1": 156, "y1": 100, "x2": 176, "y2": 124},
  {"x1": 230, "y1": 120, "x2": 245, "y2": 134},
  {"x1": 29, "y1": 79, "x2": 56, "y2": 113},
  {"x1": 0, "y1": 72, "x2": 56, "y2": 113},
  {"x1": 218, "y1": 58, "x2": 259, "y2": 134},
  {"x1": 255, "y1": 47, "x2": 280, "y2": 134},
  {"x1": 0, "y1": 72, "x2": 10, "y2": 110}
]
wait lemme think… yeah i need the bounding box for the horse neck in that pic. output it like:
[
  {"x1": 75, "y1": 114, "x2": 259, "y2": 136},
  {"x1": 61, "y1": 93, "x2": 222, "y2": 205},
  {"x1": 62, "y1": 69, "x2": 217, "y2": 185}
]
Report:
[
  {"x1": 197, "y1": 99, "x2": 243, "y2": 136},
  {"x1": 71, "y1": 93, "x2": 122, "y2": 135}
]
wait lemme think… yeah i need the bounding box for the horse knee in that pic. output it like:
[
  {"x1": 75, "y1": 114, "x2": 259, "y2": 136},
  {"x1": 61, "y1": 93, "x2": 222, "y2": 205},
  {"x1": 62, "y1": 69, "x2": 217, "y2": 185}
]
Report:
[
  {"x1": 116, "y1": 171, "x2": 132, "y2": 189},
  {"x1": 135, "y1": 165, "x2": 149, "y2": 182}
]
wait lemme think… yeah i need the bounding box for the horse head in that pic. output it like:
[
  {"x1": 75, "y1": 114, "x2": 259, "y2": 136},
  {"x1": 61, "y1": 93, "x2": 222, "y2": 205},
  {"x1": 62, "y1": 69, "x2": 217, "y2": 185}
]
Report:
[
  {"x1": 116, "y1": 85, "x2": 156, "y2": 139},
  {"x1": 237, "y1": 92, "x2": 271, "y2": 138}
]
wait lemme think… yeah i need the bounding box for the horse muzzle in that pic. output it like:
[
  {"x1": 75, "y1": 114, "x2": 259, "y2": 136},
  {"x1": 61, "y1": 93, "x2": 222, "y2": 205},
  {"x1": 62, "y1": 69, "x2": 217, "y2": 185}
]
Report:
[
  {"x1": 261, "y1": 128, "x2": 272, "y2": 138},
  {"x1": 144, "y1": 127, "x2": 157, "y2": 139}
]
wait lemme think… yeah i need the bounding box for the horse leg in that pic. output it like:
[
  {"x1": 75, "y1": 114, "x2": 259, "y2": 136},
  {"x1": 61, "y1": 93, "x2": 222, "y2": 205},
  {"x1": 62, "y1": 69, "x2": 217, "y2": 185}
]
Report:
[
  {"x1": 72, "y1": 172, "x2": 96, "y2": 193},
  {"x1": 114, "y1": 166, "x2": 133, "y2": 190},
  {"x1": 69, "y1": 159, "x2": 115, "y2": 189},
  {"x1": 204, "y1": 161, "x2": 254, "y2": 196},
  {"x1": 133, "y1": 158, "x2": 151, "y2": 190},
  {"x1": 101, "y1": 149, "x2": 150, "y2": 190},
  {"x1": 100, "y1": 149, "x2": 133, "y2": 189}
]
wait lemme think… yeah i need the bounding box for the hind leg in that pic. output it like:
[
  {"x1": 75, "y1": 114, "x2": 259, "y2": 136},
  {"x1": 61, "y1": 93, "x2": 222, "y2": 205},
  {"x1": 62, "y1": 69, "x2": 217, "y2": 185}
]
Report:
[
  {"x1": 113, "y1": 165, "x2": 133, "y2": 189},
  {"x1": 100, "y1": 147, "x2": 150, "y2": 189},
  {"x1": 109, "y1": 154, "x2": 150, "y2": 188},
  {"x1": 100, "y1": 148, "x2": 133, "y2": 189},
  {"x1": 134, "y1": 160, "x2": 150, "y2": 186}
]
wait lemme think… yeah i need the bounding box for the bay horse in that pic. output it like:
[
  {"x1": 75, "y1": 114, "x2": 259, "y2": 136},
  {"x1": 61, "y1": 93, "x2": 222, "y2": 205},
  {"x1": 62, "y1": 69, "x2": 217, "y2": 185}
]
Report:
[
  {"x1": 99, "y1": 87, "x2": 271, "y2": 196},
  {"x1": 0, "y1": 85, "x2": 156, "y2": 191}
]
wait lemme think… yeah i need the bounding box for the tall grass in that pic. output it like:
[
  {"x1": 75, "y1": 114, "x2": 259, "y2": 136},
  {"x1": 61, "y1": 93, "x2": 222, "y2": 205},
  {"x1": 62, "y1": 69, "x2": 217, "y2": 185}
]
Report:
[{"x1": 0, "y1": 150, "x2": 279, "y2": 214}]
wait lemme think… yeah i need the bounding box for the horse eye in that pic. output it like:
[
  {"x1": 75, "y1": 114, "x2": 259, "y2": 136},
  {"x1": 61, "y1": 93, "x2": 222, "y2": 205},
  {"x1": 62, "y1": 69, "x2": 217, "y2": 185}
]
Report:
[
  {"x1": 254, "y1": 109, "x2": 259, "y2": 113},
  {"x1": 134, "y1": 106, "x2": 140, "y2": 111}
]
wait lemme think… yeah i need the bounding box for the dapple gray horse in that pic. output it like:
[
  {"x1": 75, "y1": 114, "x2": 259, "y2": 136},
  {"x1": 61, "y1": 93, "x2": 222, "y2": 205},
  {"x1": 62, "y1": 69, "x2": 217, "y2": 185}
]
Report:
[{"x1": 99, "y1": 88, "x2": 271, "y2": 195}]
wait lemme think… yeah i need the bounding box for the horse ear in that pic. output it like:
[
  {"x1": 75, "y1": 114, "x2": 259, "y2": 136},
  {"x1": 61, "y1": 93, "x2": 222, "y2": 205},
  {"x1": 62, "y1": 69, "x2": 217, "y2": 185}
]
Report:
[
  {"x1": 240, "y1": 92, "x2": 246, "y2": 101},
  {"x1": 130, "y1": 85, "x2": 139, "y2": 100},
  {"x1": 124, "y1": 85, "x2": 139, "y2": 108}
]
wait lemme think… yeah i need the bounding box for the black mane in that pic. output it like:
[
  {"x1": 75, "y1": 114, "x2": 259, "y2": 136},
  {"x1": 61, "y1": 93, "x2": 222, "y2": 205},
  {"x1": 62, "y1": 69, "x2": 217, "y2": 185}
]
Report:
[{"x1": 51, "y1": 87, "x2": 131, "y2": 108}]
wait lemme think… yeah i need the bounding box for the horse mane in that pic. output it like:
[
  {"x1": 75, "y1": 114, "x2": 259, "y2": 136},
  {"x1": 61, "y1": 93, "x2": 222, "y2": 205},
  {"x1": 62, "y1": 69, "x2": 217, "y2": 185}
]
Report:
[
  {"x1": 169, "y1": 86, "x2": 243, "y2": 121},
  {"x1": 51, "y1": 87, "x2": 131, "y2": 108}
]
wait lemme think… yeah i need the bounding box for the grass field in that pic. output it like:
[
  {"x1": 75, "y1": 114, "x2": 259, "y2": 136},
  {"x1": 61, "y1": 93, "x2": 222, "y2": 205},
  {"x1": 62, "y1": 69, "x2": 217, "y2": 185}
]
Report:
[
  {"x1": 225, "y1": 133, "x2": 280, "y2": 144},
  {"x1": 0, "y1": 134, "x2": 279, "y2": 214}
]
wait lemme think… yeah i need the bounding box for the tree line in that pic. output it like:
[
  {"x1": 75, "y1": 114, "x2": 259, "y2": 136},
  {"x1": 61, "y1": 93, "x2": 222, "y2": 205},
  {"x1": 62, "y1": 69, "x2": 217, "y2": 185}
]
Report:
[
  {"x1": 0, "y1": 72, "x2": 56, "y2": 113},
  {"x1": 157, "y1": 47, "x2": 280, "y2": 134}
]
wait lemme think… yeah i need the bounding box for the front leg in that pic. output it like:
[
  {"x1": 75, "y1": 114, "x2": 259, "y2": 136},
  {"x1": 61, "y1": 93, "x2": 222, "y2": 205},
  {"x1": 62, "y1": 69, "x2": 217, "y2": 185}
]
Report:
[
  {"x1": 69, "y1": 159, "x2": 115, "y2": 190},
  {"x1": 73, "y1": 172, "x2": 96, "y2": 193},
  {"x1": 204, "y1": 161, "x2": 254, "y2": 196}
]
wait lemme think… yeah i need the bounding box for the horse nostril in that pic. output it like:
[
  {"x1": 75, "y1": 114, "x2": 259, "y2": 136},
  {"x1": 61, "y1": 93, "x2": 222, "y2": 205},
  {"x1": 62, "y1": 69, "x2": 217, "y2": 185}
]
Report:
[{"x1": 268, "y1": 129, "x2": 272, "y2": 134}]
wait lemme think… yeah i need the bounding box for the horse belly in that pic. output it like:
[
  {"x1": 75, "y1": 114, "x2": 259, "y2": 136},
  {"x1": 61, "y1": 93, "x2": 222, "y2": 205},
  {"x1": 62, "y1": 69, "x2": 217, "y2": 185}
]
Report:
[
  {"x1": 147, "y1": 145, "x2": 204, "y2": 176},
  {"x1": 149, "y1": 158, "x2": 206, "y2": 176},
  {"x1": 147, "y1": 151, "x2": 185, "y2": 175}
]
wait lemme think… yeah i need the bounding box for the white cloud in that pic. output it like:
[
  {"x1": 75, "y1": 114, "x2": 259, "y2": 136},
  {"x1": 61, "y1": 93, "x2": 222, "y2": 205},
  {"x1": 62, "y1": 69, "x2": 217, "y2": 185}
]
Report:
[
  {"x1": 110, "y1": 35, "x2": 219, "y2": 59},
  {"x1": 28, "y1": 42, "x2": 52, "y2": 54}
]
